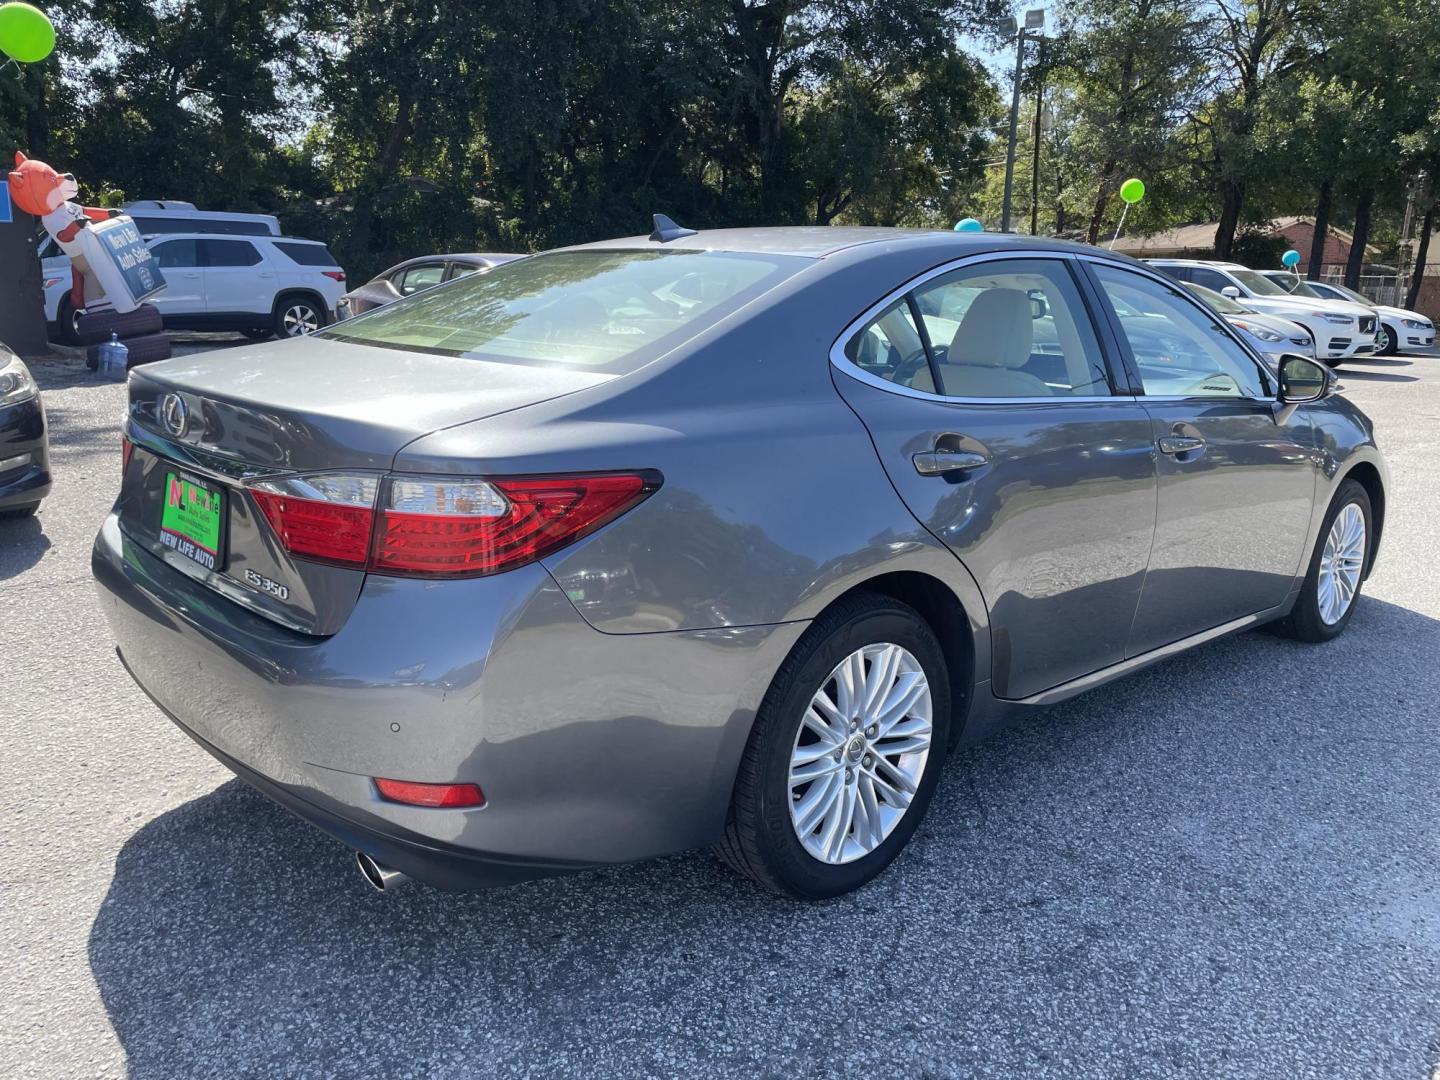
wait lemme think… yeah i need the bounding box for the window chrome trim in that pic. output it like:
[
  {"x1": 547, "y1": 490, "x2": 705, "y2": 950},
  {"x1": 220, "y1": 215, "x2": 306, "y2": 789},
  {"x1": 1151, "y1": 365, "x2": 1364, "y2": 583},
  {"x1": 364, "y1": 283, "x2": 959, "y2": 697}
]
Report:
[{"x1": 828, "y1": 249, "x2": 1137, "y2": 406}]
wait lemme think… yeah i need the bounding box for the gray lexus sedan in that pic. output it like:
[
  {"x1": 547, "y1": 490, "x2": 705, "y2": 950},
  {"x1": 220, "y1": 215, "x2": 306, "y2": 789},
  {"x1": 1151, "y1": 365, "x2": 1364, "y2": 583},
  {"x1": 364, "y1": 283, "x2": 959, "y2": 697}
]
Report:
[{"x1": 93, "y1": 223, "x2": 1387, "y2": 899}]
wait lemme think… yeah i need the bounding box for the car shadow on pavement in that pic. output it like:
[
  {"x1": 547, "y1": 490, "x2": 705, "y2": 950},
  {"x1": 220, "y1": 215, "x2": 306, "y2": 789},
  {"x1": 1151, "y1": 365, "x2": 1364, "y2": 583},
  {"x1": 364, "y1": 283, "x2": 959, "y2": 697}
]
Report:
[
  {"x1": 0, "y1": 511, "x2": 51, "y2": 579},
  {"x1": 88, "y1": 597, "x2": 1440, "y2": 1078}
]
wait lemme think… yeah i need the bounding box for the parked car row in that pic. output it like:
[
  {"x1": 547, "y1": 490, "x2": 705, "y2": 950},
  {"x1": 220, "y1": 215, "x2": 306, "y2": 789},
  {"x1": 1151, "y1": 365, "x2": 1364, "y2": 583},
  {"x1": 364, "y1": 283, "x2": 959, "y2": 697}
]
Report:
[{"x1": 1143, "y1": 258, "x2": 1435, "y2": 366}]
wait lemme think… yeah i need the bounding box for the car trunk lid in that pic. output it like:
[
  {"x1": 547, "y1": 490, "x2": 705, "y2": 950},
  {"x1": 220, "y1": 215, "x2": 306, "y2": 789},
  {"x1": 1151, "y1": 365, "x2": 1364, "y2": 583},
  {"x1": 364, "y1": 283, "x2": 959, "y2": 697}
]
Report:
[{"x1": 118, "y1": 336, "x2": 611, "y2": 635}]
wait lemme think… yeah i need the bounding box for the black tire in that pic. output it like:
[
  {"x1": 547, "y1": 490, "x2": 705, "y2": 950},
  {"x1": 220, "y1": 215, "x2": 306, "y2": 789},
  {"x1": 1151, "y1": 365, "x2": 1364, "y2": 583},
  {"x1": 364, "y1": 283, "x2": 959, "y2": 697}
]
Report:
[
  {"x1": 1324, "y1": 357, "x2": 1343, "y2": 369},
  {"x1": 76, "y1": 304, "x2": 163, "y2": 346},
  {"x1": 273, "y1": 294, "x2": 327, "y2": 338},
  {"x1": 1272, "y1": 479, "x2": 1372, "y2": 643},
  {"x1": 241, "y1": 328, "x2": 274, "y2": 342},
  {"x1": 0, "y1": 502, "x2": 39, "y2": 520},
  {"x1": 52, "y1": 294, "x2": 82, "y2": 346},
  {"x1": 718, "y1": 592, "x2": 953, "y2": 899},
  {"x1": 1382, "y1": 325, "x2": 1399, "y2": 356}
]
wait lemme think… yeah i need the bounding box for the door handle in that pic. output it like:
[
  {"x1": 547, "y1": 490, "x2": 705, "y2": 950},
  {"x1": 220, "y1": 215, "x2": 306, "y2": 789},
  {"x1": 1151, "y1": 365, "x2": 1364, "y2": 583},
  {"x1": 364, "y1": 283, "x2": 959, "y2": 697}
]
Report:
[
  {"x1": 1157, "y1": 435, "x2": 1205, "y2": 455},
  {"x1": 912, "y1": 449, "x2": 989, "y2": 476}
]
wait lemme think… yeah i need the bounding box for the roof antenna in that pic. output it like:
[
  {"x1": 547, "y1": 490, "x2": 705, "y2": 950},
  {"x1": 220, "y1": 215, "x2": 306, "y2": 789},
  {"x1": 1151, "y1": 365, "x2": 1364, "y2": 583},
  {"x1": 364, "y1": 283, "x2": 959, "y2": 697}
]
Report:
[{"x1": 650, "y1": 213, "x2": 698, "y2": 243}]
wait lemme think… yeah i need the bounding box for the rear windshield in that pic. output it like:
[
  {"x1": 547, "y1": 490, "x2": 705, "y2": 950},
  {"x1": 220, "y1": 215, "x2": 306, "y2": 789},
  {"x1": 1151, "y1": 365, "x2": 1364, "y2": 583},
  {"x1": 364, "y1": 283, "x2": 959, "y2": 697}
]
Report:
[
  {"x1": 323, "y1": 249, "x2": 807, "y2": 373},
  {"x1": 274, "y1": 241, "x2": 338, "y2": 267}
]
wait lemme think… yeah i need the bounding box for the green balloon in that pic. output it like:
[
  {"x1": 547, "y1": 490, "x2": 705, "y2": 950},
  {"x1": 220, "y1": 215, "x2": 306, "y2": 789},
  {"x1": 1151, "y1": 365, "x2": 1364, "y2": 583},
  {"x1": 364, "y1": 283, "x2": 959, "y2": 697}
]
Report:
[
  {"x1": 1119, "y1": 177, "x2": 1146, "y2": 205},
  {"x1": 0, "y1": 3, "x2": 56, "y2": 64}
]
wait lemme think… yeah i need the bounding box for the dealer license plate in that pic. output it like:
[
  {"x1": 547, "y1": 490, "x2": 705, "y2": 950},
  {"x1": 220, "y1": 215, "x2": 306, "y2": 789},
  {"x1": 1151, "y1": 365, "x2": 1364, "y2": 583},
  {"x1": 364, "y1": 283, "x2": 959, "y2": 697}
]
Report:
[{"x1": 159, "y1": 471, "x2": 226, "y2": 571}]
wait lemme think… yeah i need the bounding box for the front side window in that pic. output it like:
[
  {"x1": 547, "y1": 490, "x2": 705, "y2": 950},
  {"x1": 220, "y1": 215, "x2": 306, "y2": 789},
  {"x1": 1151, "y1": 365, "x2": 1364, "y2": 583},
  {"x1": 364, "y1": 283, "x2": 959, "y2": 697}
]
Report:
[
  {"x1": 1187, "y1": 267, "x2": 1232, "y2": 293},
  {"x1": 151, "y1": 238, "x2": 199, "y2": 268},
  {"x1": 1094, "y1": 265, "x2": 1270, "y2": 399},
  {"x1": 397, "y1": 263, "x2": 446, "y2": 295},
  {"x1": 326, "y1": 249, "x2": 806, "y2": 373}
]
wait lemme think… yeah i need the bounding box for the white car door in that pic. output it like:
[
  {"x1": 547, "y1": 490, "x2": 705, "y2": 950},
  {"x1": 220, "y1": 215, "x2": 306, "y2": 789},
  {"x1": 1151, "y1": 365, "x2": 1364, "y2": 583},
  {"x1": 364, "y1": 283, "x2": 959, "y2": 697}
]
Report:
[
  {"x1": 147, "y1": 238, "x2": 204, "y2": 316},
  {"x1": 199, "y1": 238, "x2": 270, "y2": 315}
]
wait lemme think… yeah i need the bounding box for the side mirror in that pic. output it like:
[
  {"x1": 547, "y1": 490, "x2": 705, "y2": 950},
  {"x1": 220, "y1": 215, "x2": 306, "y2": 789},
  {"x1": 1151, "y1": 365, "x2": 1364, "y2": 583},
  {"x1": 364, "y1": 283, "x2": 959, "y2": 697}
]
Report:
[
  {"x1": 1220, "y1": 286, "x2": 1242, "y2": 300},
  {"x1": 1277, "y1": 354, "x2": 1330, "y2": 403}
]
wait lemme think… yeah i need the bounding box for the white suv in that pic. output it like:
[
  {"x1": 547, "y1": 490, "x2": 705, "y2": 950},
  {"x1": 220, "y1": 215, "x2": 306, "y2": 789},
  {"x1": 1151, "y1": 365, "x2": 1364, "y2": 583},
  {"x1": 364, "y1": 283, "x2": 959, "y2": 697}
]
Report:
[
  {"x1": 1145, "y1": 259, "x2": 1377, "y2": 366},
  {"x1": 44, "y1": 233, "x2": 346, "y2": 343}
]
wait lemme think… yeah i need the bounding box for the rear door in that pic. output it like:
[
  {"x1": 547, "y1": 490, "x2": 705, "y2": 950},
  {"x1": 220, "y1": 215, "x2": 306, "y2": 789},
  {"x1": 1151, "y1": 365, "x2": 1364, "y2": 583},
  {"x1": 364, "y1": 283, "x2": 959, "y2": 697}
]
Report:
[
  {"x1": 200, "y1": 238, "x2": 269, "y2": 315},
  {"x1": 831, "y1": 254, "x2": 1159, "y2": 701},
  {"x1": 147, "y1": 238, "x2": 204, "y2": 316},
  {"x1": 1085, "y1": 261, "x2": 1317, "y2": 653}
]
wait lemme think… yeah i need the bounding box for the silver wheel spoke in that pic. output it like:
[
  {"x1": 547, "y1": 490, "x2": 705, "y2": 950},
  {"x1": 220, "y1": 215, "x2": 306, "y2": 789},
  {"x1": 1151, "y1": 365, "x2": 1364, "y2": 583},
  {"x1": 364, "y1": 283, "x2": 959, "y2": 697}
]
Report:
[
  {"x1": 1316, "y1": 503, "x2": 1366, "y2": 626},
  {"x1": 788, "y1": 641, "x2": 933, "y2": 865}
]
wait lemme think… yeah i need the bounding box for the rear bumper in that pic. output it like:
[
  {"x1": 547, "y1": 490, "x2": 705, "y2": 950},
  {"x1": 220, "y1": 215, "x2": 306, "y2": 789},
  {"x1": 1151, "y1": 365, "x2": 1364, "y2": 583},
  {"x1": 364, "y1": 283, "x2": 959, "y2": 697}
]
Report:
[
  {"x1": 92, "y1": 511, "x2": 803, "y2": 888},
  {"x1": 0, "y1": 395, "x2": 52, "y2": 510},
  {"x1": 127, "y1": 656, "x2": 595, "y2": 890}
]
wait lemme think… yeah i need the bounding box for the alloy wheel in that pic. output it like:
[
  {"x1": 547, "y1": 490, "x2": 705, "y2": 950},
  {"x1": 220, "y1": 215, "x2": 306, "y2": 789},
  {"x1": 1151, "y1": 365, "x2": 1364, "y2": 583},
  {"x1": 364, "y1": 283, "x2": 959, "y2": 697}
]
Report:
[
  {"x1": 1318, "y1": 502, "x2": 1366, "y2": 625},
  {"x1": 282, "y1": 303, "x2": 320, "y2": 336},
  {"x1": 787, "y1": 642, "x2": 933, "y2": 865}
]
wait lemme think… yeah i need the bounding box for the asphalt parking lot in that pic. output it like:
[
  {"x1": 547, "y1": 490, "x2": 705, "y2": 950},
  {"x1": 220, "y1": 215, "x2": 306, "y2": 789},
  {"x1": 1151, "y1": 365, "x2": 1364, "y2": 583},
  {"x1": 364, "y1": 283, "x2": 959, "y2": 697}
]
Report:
[{"x1": 2, "y1": 344, "x2": 1439, "y2": 1079}]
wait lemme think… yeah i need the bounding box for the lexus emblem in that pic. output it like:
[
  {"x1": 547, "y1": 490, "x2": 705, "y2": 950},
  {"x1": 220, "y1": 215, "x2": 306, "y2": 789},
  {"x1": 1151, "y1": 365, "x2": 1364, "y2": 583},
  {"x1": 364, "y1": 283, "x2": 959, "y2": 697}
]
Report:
[{"x1": 160, "y1": 393, "x2": 189, "y2": 438}]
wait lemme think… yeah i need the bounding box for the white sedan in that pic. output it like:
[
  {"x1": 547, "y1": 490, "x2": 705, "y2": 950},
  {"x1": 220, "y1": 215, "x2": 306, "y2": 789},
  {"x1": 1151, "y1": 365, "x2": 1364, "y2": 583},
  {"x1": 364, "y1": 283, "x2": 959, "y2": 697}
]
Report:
[{"x1": 1299, "y1": 280, "x2": 1435, "y2": 355}]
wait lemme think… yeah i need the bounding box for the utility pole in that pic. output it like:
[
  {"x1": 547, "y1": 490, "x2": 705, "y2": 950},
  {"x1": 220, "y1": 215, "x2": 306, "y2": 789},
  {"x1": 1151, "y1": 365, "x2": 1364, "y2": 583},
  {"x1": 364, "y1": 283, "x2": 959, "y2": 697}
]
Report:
[
  {"x1": 1000, "y1": 9, "x2": 1045, "y2": 234},
  {"x1": 1029, "y1": 39, "x2": 1046, "y2": 236}
]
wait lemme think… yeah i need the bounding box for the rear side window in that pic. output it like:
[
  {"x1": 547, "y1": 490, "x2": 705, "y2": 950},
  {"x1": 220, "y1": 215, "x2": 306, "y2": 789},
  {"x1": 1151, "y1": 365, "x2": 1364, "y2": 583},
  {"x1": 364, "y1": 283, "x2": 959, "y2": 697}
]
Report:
[
  {"x1": 201, "y1": 239, "x2": 262, "y2": 267},
  {"x1": 325, "y1": 249, "x2": 807, "y2": 373},
  {"x1": 274, "y1": 242, "x2": 338, "y2": 267},
  {"x1": 843, "y1": 259, "x2": 1111, "y2": 399}
]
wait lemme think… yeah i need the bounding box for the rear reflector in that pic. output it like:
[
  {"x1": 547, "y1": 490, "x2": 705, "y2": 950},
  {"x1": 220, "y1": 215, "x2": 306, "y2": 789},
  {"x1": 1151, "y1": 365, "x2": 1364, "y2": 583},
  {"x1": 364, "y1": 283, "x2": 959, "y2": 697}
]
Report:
[
  {"x1": 121, "y1": 435, "x2": 134, "y2": 478},
  {"x1": 246, "y1": 470, "x2": 658, "y2": 577},
  {"x1": 374, "y1": 777, "x2": 485, "y2": 808},
  {"x1": 372, "y1": 472, "x2": 658, "y2": 577}
]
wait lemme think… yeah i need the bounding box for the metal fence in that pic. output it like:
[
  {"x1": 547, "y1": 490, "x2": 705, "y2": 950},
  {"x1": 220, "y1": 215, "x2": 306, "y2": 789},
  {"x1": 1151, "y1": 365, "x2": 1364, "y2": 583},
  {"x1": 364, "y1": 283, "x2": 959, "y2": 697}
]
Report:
[{"x1": 1319, "y1": 268, "x2": 1401, "y2": 305}]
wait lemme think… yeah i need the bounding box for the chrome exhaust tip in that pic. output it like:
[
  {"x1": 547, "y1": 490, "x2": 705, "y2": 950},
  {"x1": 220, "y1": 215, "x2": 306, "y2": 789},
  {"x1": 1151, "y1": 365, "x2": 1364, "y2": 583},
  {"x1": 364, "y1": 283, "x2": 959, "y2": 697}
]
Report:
[{"x1": 356, "y1": 851, "x2": 407, "y2": 892}]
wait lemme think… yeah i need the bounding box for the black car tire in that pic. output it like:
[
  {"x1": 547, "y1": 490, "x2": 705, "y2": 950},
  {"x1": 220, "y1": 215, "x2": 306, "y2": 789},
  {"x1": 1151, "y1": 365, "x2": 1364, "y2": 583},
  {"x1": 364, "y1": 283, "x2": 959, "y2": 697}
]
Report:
[
  {"x1": 0, "y1": 502, "x2": 39, "y2": 520},
  {"x1": 273, "y1": 294, "x2": 327, "y2": 338},
  {"x1": 1273, "y1": 479, "x2": 1372, "y2": 643},
  {"x1": 76, "y1": 304, "x2": 163, "y2": 346},
  {"x1": 52, "y1": 294, "x2": 82, "y2": 346},
  {"x1": 1382, "y1": 325, "x2": 1399, "y2": 356},
  {"x1": 718, "y1": 592, "x2": 952, "y2": 899}
]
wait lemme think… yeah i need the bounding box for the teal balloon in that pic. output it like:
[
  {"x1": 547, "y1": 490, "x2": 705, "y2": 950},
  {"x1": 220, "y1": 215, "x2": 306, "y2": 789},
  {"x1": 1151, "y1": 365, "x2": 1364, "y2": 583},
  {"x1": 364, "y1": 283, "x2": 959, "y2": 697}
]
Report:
[
  {"x1": 1281, "y1": 248, "x2": 1301, "y2": 268},
  {"x1": 954, "y1": 218, "x2": 983, "y2": 233}
]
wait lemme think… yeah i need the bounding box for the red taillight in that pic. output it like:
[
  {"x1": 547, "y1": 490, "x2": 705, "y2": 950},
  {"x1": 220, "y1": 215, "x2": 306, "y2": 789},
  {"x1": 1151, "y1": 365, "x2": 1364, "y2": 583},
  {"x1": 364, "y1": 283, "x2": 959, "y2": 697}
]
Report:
[
  {"x1": 372, "y1": 473, "x2": 658, "y2": 577},
  {"x1": 248, "y1": 474, "x2": 378, "y2": 567},
  {"x1": 374, "y1": 777, "x2": 485, "y2": 808},
  {"x1": 121, "y1": 435, "x2": 134, "y2": 477},
  {"x1": 322, "y1": 270, "x2": 346, "y2": 282},
  {"x1": 247, "y1": 470, "x2": 656, "y2": 577}
]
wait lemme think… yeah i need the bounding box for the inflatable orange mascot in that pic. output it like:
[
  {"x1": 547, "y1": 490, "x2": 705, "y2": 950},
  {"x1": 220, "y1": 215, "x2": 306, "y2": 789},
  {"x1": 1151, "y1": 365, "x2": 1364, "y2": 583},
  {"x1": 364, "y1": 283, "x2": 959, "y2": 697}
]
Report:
[{"x1": 7, "y1": 152, "x2": 164, "y2": 315}]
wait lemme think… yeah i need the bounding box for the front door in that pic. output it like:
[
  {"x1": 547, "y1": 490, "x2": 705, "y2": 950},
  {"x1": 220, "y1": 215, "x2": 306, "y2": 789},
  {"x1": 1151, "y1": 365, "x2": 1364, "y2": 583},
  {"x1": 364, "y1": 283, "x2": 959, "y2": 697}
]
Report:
[
  {"x1": 147, "y1": 238, "x2": 203, "y2": 317},
  {"x1": 833, "y1": 256, "x2": 1158, "y2": 700},
  {"x1": 1087, "y1": 263, "x2": 1318, "y2": 654}
]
